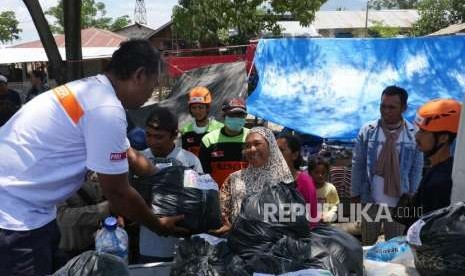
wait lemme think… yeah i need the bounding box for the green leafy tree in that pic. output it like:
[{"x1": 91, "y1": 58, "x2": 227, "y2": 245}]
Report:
[
  {"x1": 110, "y1": 15, "x2": 131, "y2": 31},
  {"x1": 0, "y1": 11, "x2": 22, "y2": 43},
  {"x1": 172, "y1": 0, "x2": 327, "y2": 46},
  {"x1": 368, "y1": 0, "x2": 418, "y2": 9},
  {"x1": 45, "y1": 0, "x2": 131, "y2": 34},
  {"x1": 411, "y1": 0, "x2": 465, "y2": 36},
  {"x1": 368, "y1": 20, "x2": 401, "y2": 37}
]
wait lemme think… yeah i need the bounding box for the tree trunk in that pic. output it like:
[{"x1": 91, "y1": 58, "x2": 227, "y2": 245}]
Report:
[
  {"x1": 63, "y1": 0, "x2": 83, "y2": 82},
  {"x1": 22, "y1": 0, "x2": 66, "y2": 85}
]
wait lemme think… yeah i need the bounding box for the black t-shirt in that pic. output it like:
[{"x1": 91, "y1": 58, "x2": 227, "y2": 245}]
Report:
[
  {"x1": 25, "y1": 84, "x2": 49, "y2": 102},
  {"x1": 0, "y1": 89, "x2": 22, "y2": 107},
  {"x1": 414, "y1": 158, "x2": 453, "y2": 215}
]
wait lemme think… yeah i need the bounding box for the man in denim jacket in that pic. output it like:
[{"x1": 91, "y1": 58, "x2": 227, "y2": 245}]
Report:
[{"x1": 351, "y1": 86, "x2": 423, "y2": 245}]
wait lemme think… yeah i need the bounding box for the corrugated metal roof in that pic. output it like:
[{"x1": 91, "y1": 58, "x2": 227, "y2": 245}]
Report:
[
  {"x1": 428, "y1": 23, "x2": 465, "y2": 36},
  {"x1": 12, "y1": 27, "x2": 127, "y2": 48},
  {"x1": 114, "y1": 23, "x2": 154, "y2": 33},
  {"x1": 114, "y1": 23, "x2": 155, "y2": 39},
  {"x1": 313, "y1": 9, "x2": 419, "y2": 30},
  {"x1": 276, "y1": 21, "x2": 321, "y2": 37},
  {"x1": 0, "y1": 47, "x2": 117, "y2": 64},
  {"x1": 146, "y1": 21, "x2": 173, "y2": 39}
]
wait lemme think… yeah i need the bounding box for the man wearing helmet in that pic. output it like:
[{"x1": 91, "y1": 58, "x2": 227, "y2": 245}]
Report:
[
  {"x1": 397, "y1": 99, "x2": 462, "y2": 227},
  {"x1": 180, "y1": 87, "x2": 223, "y2": 157}
]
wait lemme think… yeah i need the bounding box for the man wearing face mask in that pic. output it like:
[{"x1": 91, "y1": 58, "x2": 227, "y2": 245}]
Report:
[{"x1": 199, "y1": 98, "x2": 249, "y2": 188}]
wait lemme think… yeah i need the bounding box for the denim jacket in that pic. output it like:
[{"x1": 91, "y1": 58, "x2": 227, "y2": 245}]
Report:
[{"x1": 351, "y1": 119, "x2": 424, "y2": 203}]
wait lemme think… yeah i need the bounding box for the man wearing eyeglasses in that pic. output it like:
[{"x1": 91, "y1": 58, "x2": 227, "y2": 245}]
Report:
[{"x1": 351, "y1": 86, "x2": 423, "y2": 245}]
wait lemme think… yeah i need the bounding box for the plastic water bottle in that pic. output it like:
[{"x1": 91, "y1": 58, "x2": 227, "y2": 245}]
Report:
[{"x1": 95, "y1": 216, "x2": 128, "y2": 264}]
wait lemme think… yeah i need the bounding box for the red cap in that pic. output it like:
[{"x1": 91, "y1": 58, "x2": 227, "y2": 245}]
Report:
[{"x1": 222, "y1": 98, "x2": 247, "y2": 114}]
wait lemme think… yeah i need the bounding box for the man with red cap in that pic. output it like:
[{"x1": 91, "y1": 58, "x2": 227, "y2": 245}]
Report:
[{"x1": 199, "y1": 98, "x2": 249, "y2": 188}]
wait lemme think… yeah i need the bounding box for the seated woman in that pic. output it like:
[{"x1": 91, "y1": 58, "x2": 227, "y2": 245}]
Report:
[
  {"x1": 212, "y1": 127, "x2": 294, "y2": 235},
  {"x1": 276, "y1": 133, "x2": 318, "y2": 225}
]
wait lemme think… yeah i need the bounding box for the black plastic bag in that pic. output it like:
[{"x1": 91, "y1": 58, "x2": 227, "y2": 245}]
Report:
[
  {"x1": 226, "y1": 243, "x2": 309, "y2": 276},
  {"x1": 410, "y1": 202, "x2": 465, "y2": 276},
  {"x1": 131, "y1": 174, "x2": 153, "y2": 205},
  {"x1": 228, "y1": 182, "x2": 310, "y2": 258},
  {"x1": 131, "y1": 158, "x2": 183, "y2": 205},
  {"x1": 225, "y1": 256, "x2": 253, "y2": 276},
  {"x1": 227, "y1": 216, "x2": 279, "y2": 258},
  {"x1": 178, "y1": 187, "x2": 222, "y2": 232},
  {"x1": 151, "y1": 166, "x2": 222, "y2": 233},
  {"x1": 171, "y1": 235, "x2": 233, "y2": 276},
  {"x1": 53, "y1": 251, "x2": 129, "y2": 276},
  {"x1": 150, "y1": 165, "x2": 186, "y2": 215},
  {"x1": 134, "y1": 165, "x2": 222, "y2": 233},
  {"x1": 272, "y1": 236, "x2": 347, "y2": 275},
  {"x1": 310, "y1": 224, "x2": 364, "y2": 276},
  {"x1": 226, "y1": 236, "x2": 345, "y2": 276}
]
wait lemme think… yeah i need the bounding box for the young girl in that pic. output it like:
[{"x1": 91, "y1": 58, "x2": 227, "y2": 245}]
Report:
[{"x1": 309, "y1": 157, "x2": 340, "y2": 223}]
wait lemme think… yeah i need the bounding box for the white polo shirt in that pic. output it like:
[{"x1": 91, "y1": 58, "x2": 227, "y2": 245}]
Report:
[{"x1": 0, "y1": 74, "x2": 129, "y2": 231}]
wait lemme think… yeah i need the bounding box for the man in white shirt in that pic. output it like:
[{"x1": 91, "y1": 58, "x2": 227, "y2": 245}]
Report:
[
  {"x1": 138, "y1": 107, "x2": 203, "y2": 263},
  {"x1": 0, "y1": 40, "x2": 188, "y2": 275}
]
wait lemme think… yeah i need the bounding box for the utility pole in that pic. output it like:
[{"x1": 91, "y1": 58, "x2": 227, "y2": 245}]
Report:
[{"x1": 134, "y1": 0, "x2": 147, "y2": 25}]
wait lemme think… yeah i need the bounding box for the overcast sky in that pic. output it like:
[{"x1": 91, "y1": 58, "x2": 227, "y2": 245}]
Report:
[{"x1": 1, "y1": 0, "x2": 367, "y2": 46}]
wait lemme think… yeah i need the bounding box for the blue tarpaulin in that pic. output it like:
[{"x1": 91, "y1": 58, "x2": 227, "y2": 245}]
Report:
[{"x1": 247, "y1": 36, "x2": 465, "y2": 139}]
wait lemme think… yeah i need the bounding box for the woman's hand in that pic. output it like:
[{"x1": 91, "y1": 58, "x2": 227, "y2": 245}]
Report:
[{"x1": 209, "y1": 216, "x2": 232, "y2": 237}]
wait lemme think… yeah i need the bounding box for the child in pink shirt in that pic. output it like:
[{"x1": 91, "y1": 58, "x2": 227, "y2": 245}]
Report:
[{"x1": 277, "y1": 134, "x2": 318, "y2": 227}]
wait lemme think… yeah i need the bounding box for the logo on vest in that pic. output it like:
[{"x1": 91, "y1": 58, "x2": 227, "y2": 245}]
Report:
[
  {"x1": 110, "y1": 152, "x2": 127, "y2": 161},
  {"x1": 187, "y1": 138, "x2": 195, "y2": 143},
  {"x1": 211, "y1": 150, "x2": 224, "y2": 158}
]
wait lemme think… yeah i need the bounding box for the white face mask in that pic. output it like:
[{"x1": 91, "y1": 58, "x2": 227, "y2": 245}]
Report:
[{"x1": 193, "y1": 120, "x2": 208, "y2": 134}]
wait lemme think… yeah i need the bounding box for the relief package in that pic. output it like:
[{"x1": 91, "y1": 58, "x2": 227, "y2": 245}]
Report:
[
  {"x1": 407, "y1": 202, "x2": 465, "y2": 276},
  {"x1": 138, "y1": 165, "x2": 222, "y2": 233}
]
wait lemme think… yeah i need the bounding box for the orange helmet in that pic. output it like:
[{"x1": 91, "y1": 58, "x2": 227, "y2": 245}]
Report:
[
  {"x1": 415, "y1": 98, "x2": 462, "y2": 133},
  {"x1": 188, "y1": 86, "x2": 211, "y2": 105}
]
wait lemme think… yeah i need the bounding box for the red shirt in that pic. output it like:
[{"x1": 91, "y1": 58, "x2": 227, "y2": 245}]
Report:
[{"x1": 296, "y1": 171, "x2": 319, "y2": 227}]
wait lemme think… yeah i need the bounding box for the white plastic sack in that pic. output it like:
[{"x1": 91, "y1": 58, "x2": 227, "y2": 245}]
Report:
[
  {"x1": 183, "y1": 170, "x2": 219, "y2": 191},
  {"x1": 364, "y1": 259, "x2": 419, "y2": 276},
  {"x1": 253, "y1": 269, "x2": 333, "y2": 276},
  {"x1": 365, "y1": 236, "x2": 411, "y2": 262},
  {"x1": 391, "y1": 250, "x2": 415, "y2": 268}
]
